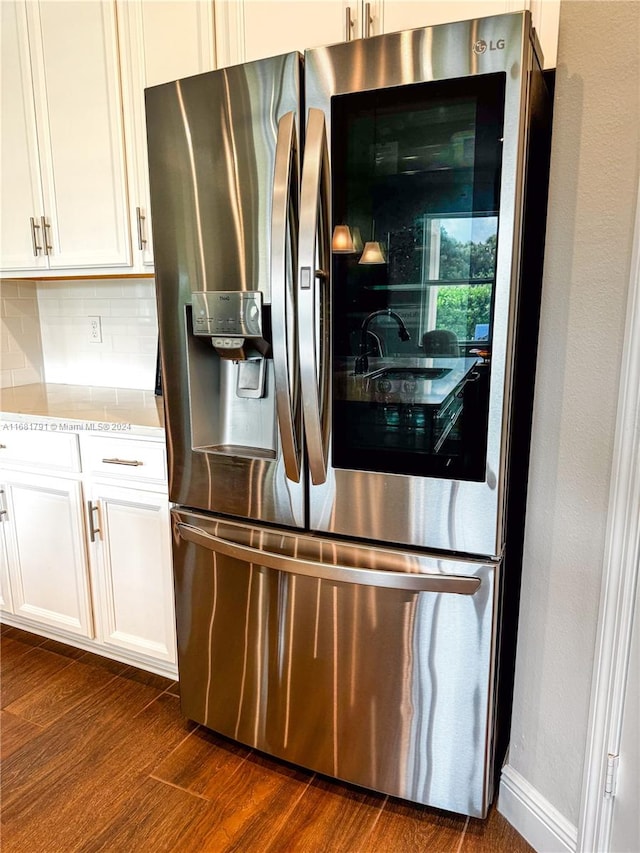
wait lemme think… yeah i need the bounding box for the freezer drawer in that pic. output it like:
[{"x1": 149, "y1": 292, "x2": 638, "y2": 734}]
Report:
[{"x1": 172, "y1": 509, "x2": 500, "y2": 818}]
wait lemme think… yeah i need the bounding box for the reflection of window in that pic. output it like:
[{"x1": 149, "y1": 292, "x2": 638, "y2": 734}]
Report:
[{"x1": 420, "y1": 214, "x2": 497, "y2": 343}]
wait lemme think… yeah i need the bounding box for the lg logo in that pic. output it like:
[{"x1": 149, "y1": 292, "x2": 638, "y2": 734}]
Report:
[{"x1": 473, "y1": 38, "x2": 505, "y2": 55}]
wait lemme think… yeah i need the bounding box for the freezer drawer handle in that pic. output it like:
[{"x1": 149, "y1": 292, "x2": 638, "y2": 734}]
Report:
[{"x1": 176, "y1": 523, "x2": 481, "y2": 595}]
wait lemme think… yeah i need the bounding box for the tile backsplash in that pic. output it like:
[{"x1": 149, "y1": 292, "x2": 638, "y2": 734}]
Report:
[
  {"x1": 36, "y1": 278, "x2": 159, "y2": 390},
  {"x1": 1, "y1": 280, "x2": 45, "y2": 389}
]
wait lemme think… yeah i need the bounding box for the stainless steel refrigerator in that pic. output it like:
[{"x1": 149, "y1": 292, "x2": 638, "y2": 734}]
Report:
[{"x1": 145, "y1": 12, "x2": 552, "y2": 818}]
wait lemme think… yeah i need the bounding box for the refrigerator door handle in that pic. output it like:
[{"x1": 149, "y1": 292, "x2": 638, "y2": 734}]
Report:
[
  {"x1": 271, "y1": 111, "x2": 302, "y2": 483},
  {"x1": 176, "y1": 522, "x2": 481, "y2": 595},
  {"x1": 297, "y1": 108, "x2": 331, "y2": 485}
]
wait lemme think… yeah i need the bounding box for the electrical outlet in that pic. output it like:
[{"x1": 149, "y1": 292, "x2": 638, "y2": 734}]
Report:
[{"x1": 88, "y1": 316, "x2": 102, "y2": 343}]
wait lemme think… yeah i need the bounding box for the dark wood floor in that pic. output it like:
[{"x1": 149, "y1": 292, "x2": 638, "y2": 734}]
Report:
[{"x1": 1, "y1": 624, "x2": 532, "y2": 852}]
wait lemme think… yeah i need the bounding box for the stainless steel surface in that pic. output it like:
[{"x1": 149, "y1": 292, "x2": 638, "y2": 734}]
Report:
[
  {"x1": 345, "y1": 5, "x2": 353, "y2": 41},
  {"x1": 305, "y1": 13, "x2": 533, "y2": 556},
  {"x1": 172, "y1": 508, "x2": 499, "y2": 817},
  {"x1": 136, "y1": 206, "x2": 147, "y2": 250},
  {"x1": 271, "y1": 112, "x2": 302, "y2": 483},
  {"x1": 177, "y1": 521, "x2": 480, "y2": 593},
  {"x1": 364, "y1": 1, "x2": 372, "y2": 38},
  {"x1": 191, "y1": 291, "x2": 263, "y2": 339},
  {"x1": 146, "y1": 52, "x2": 305, "y2": 527},
  {"x1": 101, "y1": 457, "x2": 143, "y2": 467},
  {"x1": 297, "y1": 108, "x2": 331, "y2": 486},
  {"x1": 88, "y1": 500, "x2": 100, "y2": 542},
  {"x1": 40, "y1": 216, "x2": 52, "y2": 254},
  {"x1": 29, "y1": 217, "x2": 42, "y2": 256}
]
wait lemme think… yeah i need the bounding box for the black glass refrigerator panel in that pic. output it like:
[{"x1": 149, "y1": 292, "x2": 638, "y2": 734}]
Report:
[{"x1": 332, "y1": 73, "x2": 506, "y2": 481}]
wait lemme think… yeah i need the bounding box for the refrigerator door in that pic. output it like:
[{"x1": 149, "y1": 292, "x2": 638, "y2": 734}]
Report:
[
  {"x1": 146, "y1": 54, "x2": 305, "y2": 527},
  {"x1": 302, "y1": 14, "x2": 536, "y2": 556},
  {"x1": 172, "y1": 508, "x2": 500, "y2": 818}
]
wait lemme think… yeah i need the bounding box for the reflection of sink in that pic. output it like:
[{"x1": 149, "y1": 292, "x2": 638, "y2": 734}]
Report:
[{"x1": 367, "y1": 367, "x2": 451, "y2": 381}]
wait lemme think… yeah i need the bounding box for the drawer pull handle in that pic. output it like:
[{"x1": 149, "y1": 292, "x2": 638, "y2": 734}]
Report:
[
  {"x1": 101, "y1": 457, "x2": 144, "y2": 467},
  {"x1": 0, "y1": 444, "x2": 6, "y2": 449},
  {"x1": 0, "y1": 489, "x2": 8, "y2": 521}
]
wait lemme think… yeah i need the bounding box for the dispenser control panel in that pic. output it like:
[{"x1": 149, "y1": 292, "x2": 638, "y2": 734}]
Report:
[{"x1": 192, "y1": 290, "x2": 263, "y2": 339}]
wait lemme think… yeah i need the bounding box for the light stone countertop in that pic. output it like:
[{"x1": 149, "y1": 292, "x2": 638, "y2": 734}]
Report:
[{"x1": 0, "y1": 383, "x2": 165, "y2": 438}]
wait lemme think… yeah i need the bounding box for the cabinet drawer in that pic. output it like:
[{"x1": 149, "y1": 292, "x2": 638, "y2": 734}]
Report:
[
  {"x1": 80, "y1": 435, "x2": 166, "y2": 483},
  {"x1": 0, "y1": 429, "x2": 80, "y2": 473}
]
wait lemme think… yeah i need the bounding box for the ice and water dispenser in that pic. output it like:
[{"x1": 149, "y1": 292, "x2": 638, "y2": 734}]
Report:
[{"x1": 185, "y1": 290, "x2": 277, "y2": 459}]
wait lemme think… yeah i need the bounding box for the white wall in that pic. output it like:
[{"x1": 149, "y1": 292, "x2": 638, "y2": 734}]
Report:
[
  {"x1": 36, "y1": 278, "x2": 158, "y2": 390},
  {"x1": 507, "y1": 0, "x2": 640, "y2": 831},
  {"x1": 0, "y1": 280, "x2": 45, "y2": 388}
]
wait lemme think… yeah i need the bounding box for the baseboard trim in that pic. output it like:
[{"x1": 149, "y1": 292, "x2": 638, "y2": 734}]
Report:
[{"x1": 499, "y1": 764, "x2": 578, "y2": 853}]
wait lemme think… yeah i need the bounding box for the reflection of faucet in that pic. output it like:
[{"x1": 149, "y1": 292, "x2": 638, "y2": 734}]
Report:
[{"x1": 354, "y1": 309, "x2": 411, "y2": 374}]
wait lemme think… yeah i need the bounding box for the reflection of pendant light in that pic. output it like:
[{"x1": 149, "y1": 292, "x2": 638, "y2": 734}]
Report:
[
  {"x1": 359, "y1": 239, "x2": 386, "y2": 264},
  {"x1": 359, "y1": 218, "x2": 386, "y2": 264},
  {"x1": 331, "y1": 224, "x2": 356, "y2": 253},
  {"x1": 359, "y1": 102, "x2": 386, "y2": 265},
  {"x1": 351, "y1": 226, "x2": 363, "y2": 252}
]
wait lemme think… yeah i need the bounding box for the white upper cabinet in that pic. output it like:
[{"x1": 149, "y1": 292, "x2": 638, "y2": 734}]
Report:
[
  {"x1": 216, "y1": 0, "x2": 360, "y2": 66},
  {"x1": 369, "y1": 0, "x2": 559, "y2": 68},
  {"x1": 117, "y1": 0, "x2": 216, "y2": 269},
  {"x1": 34, "y1": 1, "x2": 131, "y2": 271},
  {"x1": 0, "y1": 2, "x2": 48, "y2": 272},
  {"x1": 215, "y1": 1, "x2": 557, "y2": 72}
]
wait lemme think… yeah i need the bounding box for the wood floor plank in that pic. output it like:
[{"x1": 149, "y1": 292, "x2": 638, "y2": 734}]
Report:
[
  {"x1": 1, "y1": 692, "x2": 193, "y2": 853},
  {"x1": 460, "y1": 805, "x2": 534, "y2": 852},
  {"x1": 1, "y1": 647, "x2": 74, "y2": 708},
  {"x1": 119, "y1": 665, "x2": 176, "y2": 692},
  {"x1": 39, "y1": 637, "x2": 88, "y2": 660},
  {"x1": 77, "y1": 649, "x2": 130, "y2": 676},
  {"x1": 259, "y1": 775, "x2": 386, "y2": 853},
  {"x1": 1, "y1": 673, "x2": 169, "y2": 824},
  {"x1": 151, "y1": 726, "x2": 250, "y2": 798},
  {"x1": 0, "y1": 710, "x2": 44, "y2": 760},
  {"x1": 4, "y1": 656, "x2": 119, "y2": 727},
  {"x1": 358, "y1": 795, "x2": 467, "y2": 852},
  {"x1": 1, "y1": 627, "x2": 47, "y2": 673},
  {"x1": 77, "y1": 776, "x2": 212, "y2": 853},
  {"x1": 0, "y1": 625, "x2": 46, "y2": 646},
  {"x1": 174, "y1": 748, "x2": 315, "y2": 851}
]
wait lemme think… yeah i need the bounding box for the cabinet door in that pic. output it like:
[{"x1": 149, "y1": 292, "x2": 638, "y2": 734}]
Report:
[
  {"x1": 1, "y1": 472, "x2": 93, "y2": 637},
  {"x1": 375, "y1": 0, "x2": 524, "y2": 36},
  {"x1": 118, "y1": 0, "x2": 216, "y2": 268},
  {"x1": 218, "y1": 0, "x2": 358, "y2": 66},
  {"x1": 88, "y1": 483, "x2": 176, "y2": 666},
  {"x1": 26, "y1": 0, "x2": 131, "y2": 269},
  {"x1": 0, "y1": 1, "x2": 47, "y2": 272},
  {"x1": 0, "y1": 522, "x2": 14, "y2": 615}
]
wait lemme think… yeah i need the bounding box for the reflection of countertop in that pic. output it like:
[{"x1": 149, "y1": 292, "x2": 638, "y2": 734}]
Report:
[
  {"x1": 0, "y1": 383, "x2": 165, "y2": 438},
  {"x1": 335, "y1": 357, "x2": 480, "y2": 406}
]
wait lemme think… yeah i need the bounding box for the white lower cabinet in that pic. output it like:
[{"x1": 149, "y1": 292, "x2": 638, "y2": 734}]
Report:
[
  {"x1": 0, "y1": 505, "x2": 15, "y2": 614},
  {"x1": 86, "y1": 481, "x2": 176, "y2": 667},
  {"x1": 0, "y1": 470, "x2": 93, "y2": 637},
  {"x1": 0, "y1": 428, "x2": 177, "y2": 677}
]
